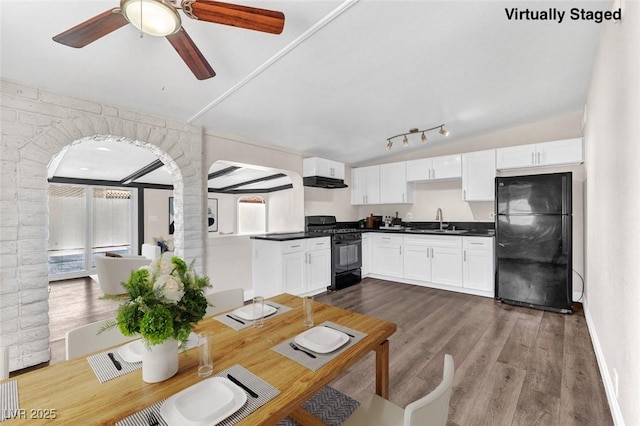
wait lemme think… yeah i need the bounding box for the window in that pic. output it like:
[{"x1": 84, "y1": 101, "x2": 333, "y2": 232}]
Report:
[
  {"x1": 237, "y1": 196, "x2": 266, "y2": 235},
  {"x1": 48, "y1": 184, "x2": 135, "y2": 278}
]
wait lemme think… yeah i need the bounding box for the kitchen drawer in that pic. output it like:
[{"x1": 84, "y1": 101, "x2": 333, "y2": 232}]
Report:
[
  {"x1": 403, "y1": 235, "x2": 431, "y2": 246},
  {"x1": 306, "y1": 237, "x2": 330, "y2": 251},
  {"x1": 371, "y1": 234, "x2": 403, "y2": 245},
  {"x1": 282, "y1": 240, "x2": 307, "y2": 254},
  {"x1": 463, "y1": 236, "x2": 493, "y2": 249},
  {"x1": 425, "y1": 235, "x2": 462, "y2": 248}
]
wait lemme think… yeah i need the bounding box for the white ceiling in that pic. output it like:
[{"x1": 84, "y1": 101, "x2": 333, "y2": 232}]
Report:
[{"x1": 1, "y1": 0, "x2": 607, "y2": 166}]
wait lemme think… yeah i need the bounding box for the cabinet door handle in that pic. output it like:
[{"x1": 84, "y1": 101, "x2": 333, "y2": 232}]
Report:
[
  {"x1": 464, "y1": 250, "x2": 466, "y2": 261},
  {"x1": 400, "y1": 246, "x2": 402, "y2": 255},
  {"x1": 291, "y1": 244, "x2": 301, "y2": 248},
  {"x1": 470, "y1": 242, "x2": 484, "y2": 245},
  {"x1": 463, "y1": 190, "x2": 466, "y2": 200},
  {"x1": 532, "y1": 152, "x2": 535, "y2": 165},
  {"x1": 431, "y1": 248, "x2": 434, "y2": 258},
  {"x1": 432, "y1": 169, "x2": 436, "y2": 179},
  {"x1": 537, "y1": 151, "x2": 541, "y2": 164},
  {"x1": 402, "y1": 193, "x2": 405, "y2": 202}
]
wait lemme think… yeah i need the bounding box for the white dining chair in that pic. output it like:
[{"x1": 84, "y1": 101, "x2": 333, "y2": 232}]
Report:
[
  {"x1": 65, "y1": 318, "x2": 137, "y2": 360},
  {"x1": 205, "y1": 288, "x2": 244, "y2": 317},
  {"x1": 342, "y1": 354, "x2": 455, "y2": 426},
  {"x1": 1, "y1": 347, "x2": 9, "y2": 380}
]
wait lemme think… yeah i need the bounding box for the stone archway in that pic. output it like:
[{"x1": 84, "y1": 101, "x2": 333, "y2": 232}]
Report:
[{"x1": 2, "y1": 111, "x2": 205, "y2": 370}]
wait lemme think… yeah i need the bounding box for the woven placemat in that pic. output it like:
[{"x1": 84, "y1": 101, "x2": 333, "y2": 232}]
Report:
[
  {"x1": 214, "y1": 301, "x2": 292, "y2": 330},
  {"x1": 0, "y1": 380, "x2": 18, "y2": 422},
  {"x1": 271, "y1": 322, "x2": 367, "y2": 371},
  {"x1": 116, "y1": 364, "x2": 280, "y2": 426}
]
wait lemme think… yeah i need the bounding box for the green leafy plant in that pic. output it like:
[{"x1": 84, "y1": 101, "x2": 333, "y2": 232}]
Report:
[{"x1": 103, "y1": 256, "x2": 210, "y2": 345}]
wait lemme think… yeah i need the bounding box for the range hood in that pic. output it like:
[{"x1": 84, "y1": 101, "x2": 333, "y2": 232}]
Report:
[
  {"x1": 302, "y1": 157, "x2": 348, "y2": 189},
  {"x1": 303, "y1": 175, "x2": 348, "y2": 189}
]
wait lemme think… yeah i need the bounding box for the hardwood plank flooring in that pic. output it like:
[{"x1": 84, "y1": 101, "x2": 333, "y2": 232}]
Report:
[
  {"x1": 317, "y1": 278, "x2": 613, "y2": 426},
  {"x1": 47, "y1": 277, "x2": 119, "y2": 364},
  {"x1": 41, "y1": 276, "x2": 612, "y2": 425}
]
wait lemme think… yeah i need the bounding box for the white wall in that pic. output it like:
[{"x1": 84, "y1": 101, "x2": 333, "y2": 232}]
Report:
[
  {"x1": 144, "y1": 188, "x2": 173, "y2": 243},
  {"x1": 0, "y1": 80, "x2": 205, "y2": 371},
  {"x1": 583, "y1": 3, "x2": 640, "y2": 425}
]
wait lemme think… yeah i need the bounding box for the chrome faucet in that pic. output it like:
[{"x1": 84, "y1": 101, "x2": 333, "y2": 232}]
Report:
[{"x1": 435, "y1": 208, "x2": 444, "y2": 230}]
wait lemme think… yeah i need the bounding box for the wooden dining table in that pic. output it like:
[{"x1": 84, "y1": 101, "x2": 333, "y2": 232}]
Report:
[{"x1": 7, "y1": 293, "x2": 397, "y2": 425}]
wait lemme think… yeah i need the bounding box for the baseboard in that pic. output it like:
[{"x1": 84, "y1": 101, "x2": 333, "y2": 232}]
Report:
[{"x1": 583, "y1": 296, "x2": 626, "y2": 426}]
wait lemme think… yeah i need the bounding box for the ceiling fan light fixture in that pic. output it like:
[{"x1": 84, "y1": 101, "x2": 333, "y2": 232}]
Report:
[{"x1": 120, "y1": 0, "x2": 181, "y2": 37}]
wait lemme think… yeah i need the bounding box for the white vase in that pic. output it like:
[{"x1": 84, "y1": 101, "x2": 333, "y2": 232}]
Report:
[{"x1": 142, "y1": 338, "x2": 179, "y2": 383}]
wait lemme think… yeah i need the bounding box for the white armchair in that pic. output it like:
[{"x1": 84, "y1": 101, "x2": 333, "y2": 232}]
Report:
[{"x1": 94, "y1": 254, "x2": 150, "y2": 295}]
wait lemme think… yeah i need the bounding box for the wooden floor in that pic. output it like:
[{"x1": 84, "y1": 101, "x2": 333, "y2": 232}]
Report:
[
  {"x1": 48, "y1": 277, "x2": 120, "y2": 365},
  {"x1": 44, "y1": 277, "x2": 612, "y2": 425},
  {"x1": 316, "y1": 278, "x2": 612, "y2": 426}
]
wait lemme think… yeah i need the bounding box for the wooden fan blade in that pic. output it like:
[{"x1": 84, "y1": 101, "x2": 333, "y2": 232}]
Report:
[
  {"x1": 186, "y1": 0, "x2": 285, "y2": 34},
  {"x1": 167, "y1": 28, "x2": 216, "y2": 80},
  {"x1": 53, "y1": 8, "x2": 128, "y2": 48}
]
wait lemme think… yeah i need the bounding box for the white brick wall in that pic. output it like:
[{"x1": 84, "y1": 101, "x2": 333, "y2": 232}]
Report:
[{"x1": 0, "y1": 79, "x2": 206, "y2": 371}]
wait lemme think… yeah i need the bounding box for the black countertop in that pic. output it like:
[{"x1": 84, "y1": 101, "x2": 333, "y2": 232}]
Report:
[
  {"x1": 364, "y1": 228, "x2": 494, "y2": 237},
  {"x1": 250, "y1": 232, "x2": 329, "y2": 241}
]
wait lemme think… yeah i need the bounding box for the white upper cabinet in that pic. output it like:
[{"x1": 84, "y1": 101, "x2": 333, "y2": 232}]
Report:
[
  {"x1": 303, "y1": 157, "x2": 345, "y2": 180},
  {"x1": 351, "y1": 165, "x2": 380, "y2": 205},
  {"x1": 406, "y1": 154, "x2": 461, "y2": 182},
  {"x1": 462, "y1": 149, "x2": 496, "y2": 202},
  {"x1": 379, "y1": 162, "x2": 413, "y2": 204},
  {"x1": 496, "y1": 138, "x2": 583, "y2": 170}
]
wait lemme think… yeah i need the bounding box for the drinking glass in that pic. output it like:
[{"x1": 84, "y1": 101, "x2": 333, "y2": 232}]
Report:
[
  {"x1": 253, "y1": 296, "x2": 265, "y2": 328},
  {"x1": 197, "y1": 332, "x2": 214, "y2": 378},
  {"x1": 303, "y1": 296, "x2": 314, "y2": 328}
]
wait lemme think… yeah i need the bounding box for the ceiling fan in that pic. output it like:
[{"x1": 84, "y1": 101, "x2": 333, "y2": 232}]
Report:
[{"x1": 52, "y1": 0, "x2": 285, "y2": 80}]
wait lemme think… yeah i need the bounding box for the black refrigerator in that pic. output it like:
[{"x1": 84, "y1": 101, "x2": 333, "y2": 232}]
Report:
[{"x1": 495, "y1": 172, "x2": 572, "y2": 313}]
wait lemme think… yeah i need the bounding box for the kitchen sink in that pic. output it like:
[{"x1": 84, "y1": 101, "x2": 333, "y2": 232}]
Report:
[{"x1": 406, "y1": 229, "x2": 467, "y2": 234}]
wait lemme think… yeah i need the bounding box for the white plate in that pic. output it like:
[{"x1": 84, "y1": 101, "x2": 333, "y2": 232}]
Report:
[
  {"x1": 232, "y1": 304, "x2": 277, "y2": 321},
  {"x1": 160, "y1": 377, "x2": 247, "y2": 426},
  {"x1": 294, "y1": 326, "x2": 349, "y2": 354},
  {"x1": 117, "y1": 340, "x2": 144, "y2": 363}
]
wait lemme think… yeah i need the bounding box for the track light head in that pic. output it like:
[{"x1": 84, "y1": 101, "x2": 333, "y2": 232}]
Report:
[{"x1": 385, "y1": 123, "x2": 448, "y2": 151}]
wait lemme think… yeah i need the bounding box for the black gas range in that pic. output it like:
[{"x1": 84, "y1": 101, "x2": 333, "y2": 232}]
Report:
[{"x1": 305, "y1": 216, "x2": 362, "y2": 291}]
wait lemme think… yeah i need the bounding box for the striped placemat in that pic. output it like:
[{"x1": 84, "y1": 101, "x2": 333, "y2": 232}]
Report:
[
  {"x1": 271, "y1": 322, "x2": 367, "y2": 371},
  {"x1": 0, "y1": 380, "x2": 18, "y2": 422},
  {"x1": 87, "y1": 351, "x2": 141, "y2": 383},
  {"x1": 116, "y1": 364, "x2": 280, "y2": 426},
  {"x1": 214, "y1": 301, "x2": 292, "y2": 331},
  {"x1": 87, "y1": 333, "x2": 199, "y2": 384}
]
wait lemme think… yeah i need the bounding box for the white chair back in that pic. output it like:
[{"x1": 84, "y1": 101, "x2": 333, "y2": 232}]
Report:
[
  {"x1": 205, "y1": 288, "x2": 244, "y2": 317},
  {"x1": 65, "y1": 319, "x2": 137, "y2": 360},
  {"x1": 94, "y1": 254, "x2": 150, "y2": 295},
  {"x1": 404, "y1": 354, "x2": 455, "y2": 426},
  {"x1": 0, "y1": 347, "x2": 9, "y2": 380},
  {"x1": 141, "y1": 243, "x2": 161, "y2": 260}
]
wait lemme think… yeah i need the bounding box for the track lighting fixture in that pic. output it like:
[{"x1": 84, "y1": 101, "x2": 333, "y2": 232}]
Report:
[{"x1": 386, "y1": 124, "x2": 449, "y2": 151}]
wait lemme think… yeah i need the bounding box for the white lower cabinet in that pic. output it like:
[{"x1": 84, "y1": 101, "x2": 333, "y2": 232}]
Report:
[
  {"x1": 369, "y1": 233, "x2": 492, "y2": 297},
  {"x1": 431, "y1": 246, "x2": 463, "y2": 287},
  {"x1": 462, "y1": 237, "x2": 494, "y2": 293},
  {"x1": 403, "y1": 244, "x2": 431, "y2": 282},
  {"x1": 252, "y1": 237, "x2": 331, "y2": 297},
  {"x1": 370, "y1": 234, "x2": 403, "y2": 277},
  {"x1": 362, "y1": 233, "x2": 371, "y2": 277}
]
